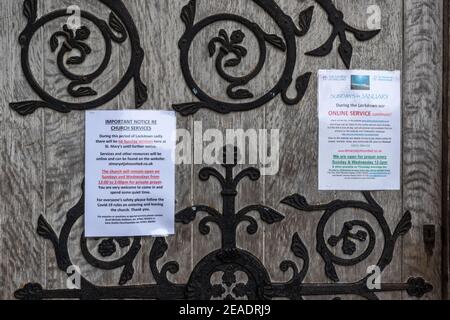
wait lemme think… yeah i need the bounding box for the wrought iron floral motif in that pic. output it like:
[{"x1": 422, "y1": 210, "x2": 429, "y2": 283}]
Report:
[
  {"x1": 174, "y1": 0, "x2": 380, "y2": 116},
  {"x1": 208, "y1": 29, "x2": 256, "y2": 100},
  {"x1": 15, "y1": 147, "x2": 432, "y2": 300},
  {"x1": 328, "y1": 221, "x2": 370, "y2": 256},
  {"x1": 10, "y1": 0, "x2": 148, "y2": 115},
  {"x1": 281, "y1": 192, "x2": 413, "y2": 283},
  {"x1": 97, "y1": 237, "x2": 132, "y2": 258},
  {"x1": 33, "y1": 185, "x2": 142, "y2": 287}
]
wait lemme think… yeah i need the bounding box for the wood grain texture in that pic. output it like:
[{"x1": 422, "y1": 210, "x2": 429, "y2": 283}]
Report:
[
  {"x1": 42, "y1": 0, "x2": 121, "y2": 290},
  {"x1": 120, "y1": 0, "x2": 193, "y2": 285},
  {"x1": 264, "y1": 0, "x2": 337, "y2": 299},
  {"x1": 403, "y1": 0, "x2": 443, "y2": 300},
  {"x1": 230, "y1": 0, "x2": 267, "y2": 291},
  {"x1": 0, "y1": 0, "x2": 445, "y2": 300},
  {"x1": 336, "y1": 0, "x2": 403, "y2": 300},
  {"x1": 446, "y1": 0, "x2": 450, "y2": 299},
  {"x1": 0, "y1": 0, "x2": 46, "y2": 299},
  {"x1": 190, "y1": 0, "x2": 235, "y2": 272},
  {"x1": 161, "y1": 0, "x2": 193, "y2": 284}
]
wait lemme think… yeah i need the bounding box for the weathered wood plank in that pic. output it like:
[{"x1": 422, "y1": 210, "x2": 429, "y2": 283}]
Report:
[
  {"x1": 265, "y1": 0, "x2": 405, "y2": 301},
  {"x1": 231, "y1": 0, "x2": 266, "y2": 276},
  {"x1": 190, "y1": 0, "x2": 236, "y2": 277},
  {"x1": 228, "y1": 0, "x2": 269, "y2": 292},
  {"x1": 159, "y1": 0, "x2": 194, "y2": 283},
  {"x1": 0, "y1": 0, "x2": 46, "y2": 299},
  {"x1": 183, "y1": 1, "x2": 269, "y2": 297},
  {"x1": 115, "y1": 0, "x2": 158, "y2": 287},
  {"x1": 42, "y1": 0, "x2": 121, "y2": 290},
  {"x1": 264, "y1": 0, "x2": 338, "y2": 300},
  {"x1": 403, "y1": 0, "x2": 443, "y2": 300},
  {"x1": 119, "y1": 0, "x2": 193, "y2": 285},
  {"x1": 335, "y1": 0, "x2": 403, "y2": 300},
  {"x1": 446, "y1": 0, "x2": 450, "y2": 299}
]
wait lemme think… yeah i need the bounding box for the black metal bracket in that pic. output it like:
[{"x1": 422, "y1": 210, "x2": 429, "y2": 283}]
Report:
[
  {"x1": 10, "y1": 0, "x2": 148, "y2": 115},
  {"x1": 423, "y1": 225, "x2": 436, "y2": 257},
  {"x1": 15, "y1": 147, "x2": 432, "y2": 300},
  {"x1": 174, "y1": 0, "x2": 380, "y2": 116}
]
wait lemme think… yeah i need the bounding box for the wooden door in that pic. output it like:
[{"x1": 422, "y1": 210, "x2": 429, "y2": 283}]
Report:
[{"x1": 0, "y1": 0, "x2": 445, "y2": 300}]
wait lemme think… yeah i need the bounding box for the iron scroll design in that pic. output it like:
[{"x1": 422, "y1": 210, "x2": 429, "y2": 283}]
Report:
[
  {"x1": 10, "y1": 0, "x2": 148, "y2": 115},
  {"x1": 15, "y1": 148, "x2": 432, "y2": 300},
  {"x1": 174, "y1": 0, "x2": 380, "y2": 116}
]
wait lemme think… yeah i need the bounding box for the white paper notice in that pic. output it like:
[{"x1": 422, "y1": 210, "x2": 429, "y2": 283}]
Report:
[
  {"x1": 85, "y1": 110, "x2": 176, "y2": 237},
  {"x1": 318, "y1": 70, "x2": 401, "y2": 191}
]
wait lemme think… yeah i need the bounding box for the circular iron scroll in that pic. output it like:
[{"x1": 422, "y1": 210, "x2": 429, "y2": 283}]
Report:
[
  {"x1": 174, "y1": 0, "x2": 381, "y2": 116},
  {"x1": 174, "y1": 0, "x2": 313, "y2": 116},
  {"x1": 10, "y1": 0, "x2": 148, "y2": 115}
]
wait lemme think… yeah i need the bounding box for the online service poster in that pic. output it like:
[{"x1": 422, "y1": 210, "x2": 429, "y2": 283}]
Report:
[
  {"x1": 85, "y1": 110, "x2": 176, "y2": 237},
  {"x1": 318, "y1": 70, "x2": 401, "y2": 191}
]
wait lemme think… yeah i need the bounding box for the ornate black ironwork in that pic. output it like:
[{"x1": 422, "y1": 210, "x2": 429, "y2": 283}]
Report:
[
  {"x1": 174, "y1": 0, "x2": 380, "y2": 116},
  {"x1": 10, "y1": 0, "x2": 148, "y2": 115},
  {"x1": 305, "y1": 0, "x2": 381, "y2": 68},
  {"x1": 15, "y1": 147, "x2": 432, "y2": 300},
  {"x1": 281, "y1": 193, "x2": 414, "y2": 284}
]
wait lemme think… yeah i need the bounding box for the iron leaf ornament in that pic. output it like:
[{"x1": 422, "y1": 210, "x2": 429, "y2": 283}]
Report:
[
  {"x1": 306, "y1": 0, "x2": 381, "y2": 68},
  {"x1": 10, "y1": 0, "x2": 148, "y2": 115},
  {"x1": 15, "y1": 147, "x2": 432, "y2": 300},
  {"x1": 174, "y1": 0, "x2": 380, "y2": 116}
]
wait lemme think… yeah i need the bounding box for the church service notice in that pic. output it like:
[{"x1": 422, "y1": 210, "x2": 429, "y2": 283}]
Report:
[
  {"x1": 85, "y1": 110, "x2": 176, "y2": 237},
  {"x1": 318, "y1": 70, "x2": 401, "y2": 191}
]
